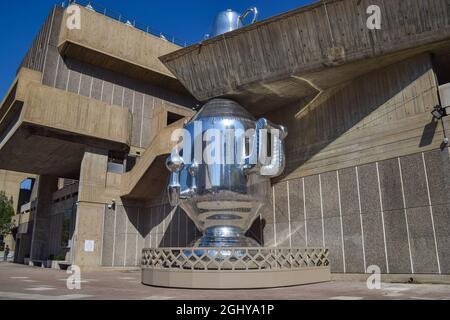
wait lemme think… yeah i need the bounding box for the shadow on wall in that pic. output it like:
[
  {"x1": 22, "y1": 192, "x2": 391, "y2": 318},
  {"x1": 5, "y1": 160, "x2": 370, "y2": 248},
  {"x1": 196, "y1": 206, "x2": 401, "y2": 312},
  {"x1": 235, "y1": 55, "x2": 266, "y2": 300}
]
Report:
[
  {"x1": 264, "y1": 54, "x2": 438, "y2": 181},
  {"x1": 63, "y1": 57, "x2": 195, "y2": 108}
]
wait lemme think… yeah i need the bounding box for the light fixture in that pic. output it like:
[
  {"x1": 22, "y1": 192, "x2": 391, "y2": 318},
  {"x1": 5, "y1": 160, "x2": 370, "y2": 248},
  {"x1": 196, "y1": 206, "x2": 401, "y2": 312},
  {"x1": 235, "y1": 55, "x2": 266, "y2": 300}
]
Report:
[
  {"x1": 431, "y1": 105, "x2": 448, "y2": 120},
  {"x1": 107, "y1": 199, "x2": 116, "y2": 210}
]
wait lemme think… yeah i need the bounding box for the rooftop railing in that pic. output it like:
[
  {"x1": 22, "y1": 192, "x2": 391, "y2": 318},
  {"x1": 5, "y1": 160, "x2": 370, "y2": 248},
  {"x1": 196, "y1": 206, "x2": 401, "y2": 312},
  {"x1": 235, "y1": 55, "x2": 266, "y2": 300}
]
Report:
[{"x1": 62, "y1": 0, "x2": 190, "y2": 47}]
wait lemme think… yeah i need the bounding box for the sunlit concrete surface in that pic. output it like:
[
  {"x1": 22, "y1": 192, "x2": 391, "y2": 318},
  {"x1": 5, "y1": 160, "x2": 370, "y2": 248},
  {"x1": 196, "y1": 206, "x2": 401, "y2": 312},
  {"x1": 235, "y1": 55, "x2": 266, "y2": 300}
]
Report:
[{"x1": 1, "y1": 263, "x2": 450, "y2": 300}]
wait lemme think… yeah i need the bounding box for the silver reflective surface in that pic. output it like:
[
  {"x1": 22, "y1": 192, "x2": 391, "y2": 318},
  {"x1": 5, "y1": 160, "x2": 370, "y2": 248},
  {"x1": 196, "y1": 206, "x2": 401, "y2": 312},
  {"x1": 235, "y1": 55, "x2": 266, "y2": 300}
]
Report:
[
  {"x1": 209, "y1": 8, "x2": 258, "y2": 38},
  {"x1": 166, "y1": 99, "x2": 287, "y2": 248}
]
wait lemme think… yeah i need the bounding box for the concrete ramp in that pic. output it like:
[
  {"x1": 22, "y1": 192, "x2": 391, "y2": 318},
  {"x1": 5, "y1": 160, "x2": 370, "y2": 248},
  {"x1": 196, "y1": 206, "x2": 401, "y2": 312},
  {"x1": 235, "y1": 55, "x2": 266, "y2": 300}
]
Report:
[{"x1": 120, "y1": 118, "x2": 189, "y2": 201}]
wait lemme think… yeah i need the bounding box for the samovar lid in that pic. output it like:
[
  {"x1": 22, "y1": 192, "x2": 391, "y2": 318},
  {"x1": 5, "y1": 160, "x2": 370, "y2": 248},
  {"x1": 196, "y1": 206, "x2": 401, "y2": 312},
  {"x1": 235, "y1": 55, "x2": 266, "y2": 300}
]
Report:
[{"x1": 193, "y1": 98, "x2": 255, "y2": 121}]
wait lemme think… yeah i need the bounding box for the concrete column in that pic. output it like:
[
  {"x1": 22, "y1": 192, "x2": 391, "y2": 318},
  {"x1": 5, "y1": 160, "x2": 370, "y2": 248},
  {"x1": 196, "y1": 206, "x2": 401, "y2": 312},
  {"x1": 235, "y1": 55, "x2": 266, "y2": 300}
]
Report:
[
  {"x1": 72, "y1": 147, "x2": 109, "y2": 270},
  {"x1": 30, "y1": 175, "x2": 58, "y2": 260}
]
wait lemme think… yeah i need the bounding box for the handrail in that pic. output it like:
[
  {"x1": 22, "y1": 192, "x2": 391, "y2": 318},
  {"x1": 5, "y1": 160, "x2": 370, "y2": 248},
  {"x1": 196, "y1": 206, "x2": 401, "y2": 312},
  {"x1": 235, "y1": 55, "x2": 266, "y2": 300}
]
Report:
[{"x1": 62, "y1": 0, "x2": 190, "y2": 47}]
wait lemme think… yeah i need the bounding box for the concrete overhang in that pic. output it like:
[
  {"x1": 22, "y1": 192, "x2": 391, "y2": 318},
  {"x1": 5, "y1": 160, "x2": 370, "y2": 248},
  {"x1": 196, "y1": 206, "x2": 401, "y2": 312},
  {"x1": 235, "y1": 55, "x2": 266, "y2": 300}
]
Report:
[
  {"x1": 58, "y1": 5, "x2": 190, "y2": 96},
  {"x1": 0, "y1": 68, "x2": 131, "y2": 178},
  {"x1": 160, "y1": 0, "x2": 450, "y2": 115}
]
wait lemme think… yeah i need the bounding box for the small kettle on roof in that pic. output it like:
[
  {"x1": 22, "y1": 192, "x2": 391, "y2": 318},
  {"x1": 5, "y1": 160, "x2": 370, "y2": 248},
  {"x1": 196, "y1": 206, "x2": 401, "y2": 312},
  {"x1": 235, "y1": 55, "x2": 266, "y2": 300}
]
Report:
[{"x1": 206, "y1": 7, "x2": 258, "y2": 39}]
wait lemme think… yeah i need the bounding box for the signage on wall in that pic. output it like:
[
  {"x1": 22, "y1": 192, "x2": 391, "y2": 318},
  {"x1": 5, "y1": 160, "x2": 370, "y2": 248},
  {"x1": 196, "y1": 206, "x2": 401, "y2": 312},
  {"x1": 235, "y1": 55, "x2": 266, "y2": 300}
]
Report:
[{"x1": 84, "y1": 240, "x2": 95, "y2": 252}]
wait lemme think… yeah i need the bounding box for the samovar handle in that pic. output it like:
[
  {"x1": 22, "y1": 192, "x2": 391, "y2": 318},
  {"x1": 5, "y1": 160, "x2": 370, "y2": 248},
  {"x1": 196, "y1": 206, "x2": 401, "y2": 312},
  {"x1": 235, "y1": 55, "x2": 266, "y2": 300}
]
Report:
[{"x1": 239, "y1": 7, "x2": 258, "y2": 25}]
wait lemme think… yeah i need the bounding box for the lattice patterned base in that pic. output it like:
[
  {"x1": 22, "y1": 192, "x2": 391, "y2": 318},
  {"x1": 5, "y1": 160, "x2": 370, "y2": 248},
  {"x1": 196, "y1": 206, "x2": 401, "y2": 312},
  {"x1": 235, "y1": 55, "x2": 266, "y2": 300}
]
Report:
[{"x1": 141, "y1": 247, "x2": 331, "y2": 289}]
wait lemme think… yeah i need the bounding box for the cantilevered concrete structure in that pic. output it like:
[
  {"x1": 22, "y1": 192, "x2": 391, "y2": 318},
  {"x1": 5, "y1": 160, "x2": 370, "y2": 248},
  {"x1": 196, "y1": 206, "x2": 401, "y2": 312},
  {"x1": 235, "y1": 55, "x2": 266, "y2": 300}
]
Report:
[{"x1": 1, "y1": 0, "x2": 450, "y2": 281}]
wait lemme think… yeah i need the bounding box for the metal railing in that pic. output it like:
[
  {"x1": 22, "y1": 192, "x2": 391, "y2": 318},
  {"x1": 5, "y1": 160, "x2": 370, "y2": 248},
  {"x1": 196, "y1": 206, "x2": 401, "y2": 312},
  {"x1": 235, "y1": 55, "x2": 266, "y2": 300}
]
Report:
[{"x1": 62, "y1": 0, "x2": 190, "y2": 47}]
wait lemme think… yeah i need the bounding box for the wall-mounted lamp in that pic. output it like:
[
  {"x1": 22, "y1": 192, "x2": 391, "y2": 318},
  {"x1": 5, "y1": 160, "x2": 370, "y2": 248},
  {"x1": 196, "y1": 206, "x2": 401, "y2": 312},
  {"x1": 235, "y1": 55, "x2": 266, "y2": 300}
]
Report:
[
  {"x1": 107, "y1": 199, "x2": 116, "y2": 211},
  {"x1": 431, "y1": 105, "x2": 450, "y2": 147},
  {"x1": 431, "y1": 105, "x2": 450, "y2": 120}
]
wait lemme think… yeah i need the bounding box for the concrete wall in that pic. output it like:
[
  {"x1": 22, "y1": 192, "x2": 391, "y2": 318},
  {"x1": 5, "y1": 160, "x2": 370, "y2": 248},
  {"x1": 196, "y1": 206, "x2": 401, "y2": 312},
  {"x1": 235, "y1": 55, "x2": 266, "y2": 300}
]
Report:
[
  {"x1": 101, "y1": 203, "x2": 199, "y2": 267},
  {"x1": 37, "y1": 6, "x2": 195, "y2": 150},
  {"x1": 259, "y1": 54, "x2": 450, "y2": 275}
]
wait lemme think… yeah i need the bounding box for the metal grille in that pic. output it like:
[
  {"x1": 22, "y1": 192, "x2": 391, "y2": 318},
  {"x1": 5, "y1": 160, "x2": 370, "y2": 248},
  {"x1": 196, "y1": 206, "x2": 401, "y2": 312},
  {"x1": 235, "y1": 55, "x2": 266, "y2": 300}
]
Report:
[{"x1": 142, "y1": 248, "x2": 329, "y2": 271}]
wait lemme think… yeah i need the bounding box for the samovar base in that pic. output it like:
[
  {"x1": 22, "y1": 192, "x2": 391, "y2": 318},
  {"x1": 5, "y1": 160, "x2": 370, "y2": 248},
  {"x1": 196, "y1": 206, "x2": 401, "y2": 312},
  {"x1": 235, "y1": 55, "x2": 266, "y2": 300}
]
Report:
[{"x1": 192, "y1": 226, "x2": 260, "y2": 247}]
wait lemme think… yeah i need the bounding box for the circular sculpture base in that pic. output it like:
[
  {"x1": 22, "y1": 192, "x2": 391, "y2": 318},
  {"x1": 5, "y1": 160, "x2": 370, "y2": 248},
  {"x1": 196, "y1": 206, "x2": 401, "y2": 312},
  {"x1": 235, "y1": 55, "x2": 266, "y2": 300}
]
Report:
[{"x1": 141, "y1": 247, "x2": 331, "y2": 289}]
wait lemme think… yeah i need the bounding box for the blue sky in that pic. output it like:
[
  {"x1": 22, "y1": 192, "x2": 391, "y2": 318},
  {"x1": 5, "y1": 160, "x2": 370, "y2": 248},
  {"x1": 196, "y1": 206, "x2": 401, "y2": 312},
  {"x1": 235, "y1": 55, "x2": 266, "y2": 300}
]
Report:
[{"x1": 0, "y1": 0, "x2": 317, "y2": 98}]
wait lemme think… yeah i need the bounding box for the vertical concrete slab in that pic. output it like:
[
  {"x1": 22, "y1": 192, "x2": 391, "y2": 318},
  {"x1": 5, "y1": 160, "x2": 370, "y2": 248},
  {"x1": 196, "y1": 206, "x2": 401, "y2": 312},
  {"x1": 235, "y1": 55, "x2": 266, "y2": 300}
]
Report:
[
  {"x1": 406, "y1": 207, "x2": 439, "y2": 274},
  {"x1": 342, "y1": 215, "x2": 365, "y2": 273},
  {"x1": 288, "y1": 179, "x2": 306, "y2": 247},
  {"x1": 433, "y1": 204, "x2": 450, "y2": 274},
  {"x1": 274, "y1": 182, "x2": 290, "y2": 247},
  {"x1": 321, "y1": 171, "x2": 339, "y2": 218},
  {"x1": 383, "y1": 209, "x2": 412, "y2": 274},
  {"x1": 101, "y1": 207, "x2": 115, "y2": 266},
  {"x1": 362, "y1": 212, "x2": 388, "y2": 273},
  {"x1": 324, "y1": 216, "x2": 344, "y2": 272},
  {"x1": 304, "y1": 175, "x2": 323, "y2": 247},
  {"x1": 30, "y1": 176, "x2": 58, "y2": 260},
  {"x1": 73, "y1": 148, "x2": 109, "y2": 269},
  {"x1": 54, "y1": 56, "x2": 69, "y2": 91},
  {"x1": 400, "y1": 154, "x2": 429, "y2": 208},
  {"x1": 125, "y1": 206, "x2": 138, "y2": 266},
  {"x1": 358, "y1": 163, "x2": 381, "y2": 214},
  {"x1": 424, "y1": 150, "x2": 450, "y2": 206},
  {"x1": 339, "y1": 167, "x2": 360, "y2": 216},
  {"x1": 378, "y1": 158, "x2": 404, "y2": 212}
]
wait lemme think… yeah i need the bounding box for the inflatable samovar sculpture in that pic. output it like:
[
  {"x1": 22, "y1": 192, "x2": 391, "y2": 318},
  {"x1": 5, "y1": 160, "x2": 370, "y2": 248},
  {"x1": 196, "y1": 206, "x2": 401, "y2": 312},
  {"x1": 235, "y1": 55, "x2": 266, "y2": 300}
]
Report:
[{"x1": 166, "y1": 99, "x2": 287, "y2": 248}]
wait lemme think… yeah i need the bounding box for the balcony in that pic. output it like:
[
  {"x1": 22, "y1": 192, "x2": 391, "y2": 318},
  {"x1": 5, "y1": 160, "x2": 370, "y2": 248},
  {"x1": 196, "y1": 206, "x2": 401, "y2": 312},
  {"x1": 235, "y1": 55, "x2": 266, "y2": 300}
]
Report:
[
  {"x1": 58, "y1": 4, "x2": 189, "y2": 95},
  {"x1": 0, "y1": 68, "x2": 131, "y2": 178}
]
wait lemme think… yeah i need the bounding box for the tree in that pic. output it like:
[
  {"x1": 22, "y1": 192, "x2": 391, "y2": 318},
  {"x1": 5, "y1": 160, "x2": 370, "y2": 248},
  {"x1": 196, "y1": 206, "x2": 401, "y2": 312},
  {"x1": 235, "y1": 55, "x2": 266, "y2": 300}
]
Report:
[{"x1": 0, "y1": 191, "x2": 14, "y2": 237}]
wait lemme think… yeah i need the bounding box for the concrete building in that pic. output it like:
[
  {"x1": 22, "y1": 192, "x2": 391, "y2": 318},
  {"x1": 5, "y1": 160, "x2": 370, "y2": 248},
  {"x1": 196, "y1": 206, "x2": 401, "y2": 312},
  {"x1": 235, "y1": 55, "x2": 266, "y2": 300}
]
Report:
[{"x1": 1, "y1": 0, "x2": 450, "y2": 280}]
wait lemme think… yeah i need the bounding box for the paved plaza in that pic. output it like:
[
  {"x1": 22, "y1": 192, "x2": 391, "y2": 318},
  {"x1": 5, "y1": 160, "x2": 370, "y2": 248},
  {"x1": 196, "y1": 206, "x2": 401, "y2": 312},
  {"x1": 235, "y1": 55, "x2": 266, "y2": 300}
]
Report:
[{"x1": 1, "y1": 262, "x2": 450, "y2": 300}]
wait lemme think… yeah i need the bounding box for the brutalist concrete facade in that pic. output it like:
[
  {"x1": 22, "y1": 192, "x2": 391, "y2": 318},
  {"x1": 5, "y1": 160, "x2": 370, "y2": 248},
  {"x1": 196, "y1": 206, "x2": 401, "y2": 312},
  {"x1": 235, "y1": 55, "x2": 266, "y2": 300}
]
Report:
[{"x1": 1, "y1": 1, "x2": 450, "y2": 279}]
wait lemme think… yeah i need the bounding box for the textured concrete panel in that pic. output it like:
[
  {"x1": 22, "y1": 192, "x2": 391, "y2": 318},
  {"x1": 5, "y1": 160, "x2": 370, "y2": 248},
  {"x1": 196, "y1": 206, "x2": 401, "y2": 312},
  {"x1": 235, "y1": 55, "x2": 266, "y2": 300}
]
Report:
[
  {"x1": 125, "y1": 233, "x2": 138, "y2": 266},
  {"x1": 123, "y1": 87, "x2": 134, "y2": 110},
  {"x1": 274, "y1": 182, "x2": 289, "y2": 224},
  {"x1": 42, "y1": 47, "x2": 59, "y2": 87},
  {"x1": 115, "y1": 206, "x2": 127, "y2": 233},
  {"x1": 275, "y1": 222, "x2": 291, "y2": 247},
  {"x1": 400, "y1": 154, "x2": 429, "y2": 208},
  {"x1": 424, "y1": 150, "x2": 450, "y2": 206},
  {"x1": 358, "y1": 163, "x2": 381, "y2": 214},
  {"x1": 432, "y1": 204, "x2": 450, "y2": 274},
  {"x1": 125, "y1": 207, "x2": 139, "y2": 234},
  {"x1": 342, "y1": 215, "x2": 365, "y2": 273},
  {"x1": 143, "y1": 95, "x2": 155, "y2": 118},
  {"x1": 407, "y1": 207, "x2": 439, "y2": 274},
  {"x1": 263, "y1": 223, "x2": 276, "y2": 247},
  {"x1": 290, "y1": 220, "x2": 307, "y2": 247},
  {"x1": 67, "y1": 66, "x2": 81, "y2": 94},
  {"x1": 91, "y1": 77, "x2": 103, "y2": 100},
  {"x1": 339, "y1": 167, "x2": 360, "y2": 216},
  {"x1": 321, "y1": 171, "x2": 339, "y2": 218},
  {"x1": 54, "y1": 56, "x2": 69, "y2": 91},
  {"x1": 113, "y1": 233, "x2": 126, "y2": 267},
  {"x1": 112, "y1": 85, "x2": 124, "y2": 107},
  {"x1": 383, "y1": 210, "x2": 412, "y2": 274},
  {"x1": 324, "y1": 217, "x2": 344, "y2": 273},
  {"x1": 306, "y1": 218, "x2": 324, "y2": 247},
  {"x1": 362, "y1": 212, "x2": 387, "y2": 273},
  {"x1": 101, "y1": 229, "x2": 114, "y2": 267},
  {"x1": 260, "y1": 186, "x2": 274, "y2": 224},
  {"x1": 132, "y1": 93, "x2": 144, "y2": 147},
  {"x1": 378, "y1": 159, "x2": 404, "y2": 212},
  {"x1": 101, "y1": 81, "x2": 114, "y2": 105},
  {"x1": 304, "y1": 175, "x2": 321, "y2": 219},
  {"x1": 288, "y1": 179, "x2": 304, "y2": 222}
]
